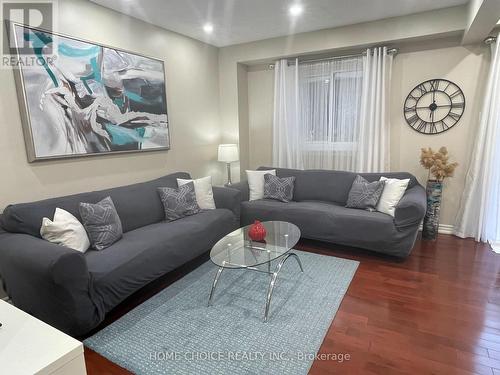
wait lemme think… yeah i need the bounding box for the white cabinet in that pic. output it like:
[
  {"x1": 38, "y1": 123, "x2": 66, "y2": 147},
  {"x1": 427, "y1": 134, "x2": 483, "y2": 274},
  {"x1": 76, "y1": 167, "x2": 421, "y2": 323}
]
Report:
[{"x1": 0, "y1": 300, "x2": 87, "y2": 375}]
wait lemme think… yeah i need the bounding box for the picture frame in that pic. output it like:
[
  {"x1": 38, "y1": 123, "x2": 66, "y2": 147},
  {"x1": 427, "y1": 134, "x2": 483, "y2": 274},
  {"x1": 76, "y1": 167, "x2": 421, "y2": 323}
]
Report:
[{"x1": 10, "y1": 23, "x2": 170, "y2": 162}]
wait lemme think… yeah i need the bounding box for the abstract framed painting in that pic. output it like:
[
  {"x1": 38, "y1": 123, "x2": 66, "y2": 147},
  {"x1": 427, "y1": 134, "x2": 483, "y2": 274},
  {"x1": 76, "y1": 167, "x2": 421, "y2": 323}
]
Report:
[{"x1": 10, "y1": 23, "x2": 170, "y2": 162}]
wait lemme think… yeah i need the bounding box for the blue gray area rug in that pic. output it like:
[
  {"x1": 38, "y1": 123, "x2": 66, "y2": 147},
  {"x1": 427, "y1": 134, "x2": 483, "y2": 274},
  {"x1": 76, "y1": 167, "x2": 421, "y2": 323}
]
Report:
[{"x1": 85, "y1": 250, "x2": 358, "y2": 374}]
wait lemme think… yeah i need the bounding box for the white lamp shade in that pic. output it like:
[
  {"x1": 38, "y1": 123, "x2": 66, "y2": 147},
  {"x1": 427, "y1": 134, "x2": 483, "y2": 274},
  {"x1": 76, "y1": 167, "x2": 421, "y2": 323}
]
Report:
[{"x1": 218, "y1": 144, "x2": 239, "y2": 163}]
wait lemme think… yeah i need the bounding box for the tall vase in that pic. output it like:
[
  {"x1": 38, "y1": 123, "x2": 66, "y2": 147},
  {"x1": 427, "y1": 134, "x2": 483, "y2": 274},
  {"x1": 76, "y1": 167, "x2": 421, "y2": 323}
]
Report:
[{"x1": 422, "y1": 180, "x2": 443, "y2": 240}]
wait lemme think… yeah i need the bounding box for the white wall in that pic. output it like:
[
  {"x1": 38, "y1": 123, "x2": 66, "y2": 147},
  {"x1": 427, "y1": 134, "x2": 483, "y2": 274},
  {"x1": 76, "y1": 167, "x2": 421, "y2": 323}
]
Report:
[
  {"x1": 0, "y1": 0, "x2": 222, "y2": 210},
  {"x1": 247, "y1": 66, "x2": 274, "y2": 169},
  {"x1": 245, "y1": 42, "x2": 490, "y2": 226}
]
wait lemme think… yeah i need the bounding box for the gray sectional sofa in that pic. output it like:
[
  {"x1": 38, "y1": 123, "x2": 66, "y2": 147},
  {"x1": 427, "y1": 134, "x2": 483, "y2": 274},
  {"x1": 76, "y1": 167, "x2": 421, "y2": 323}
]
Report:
[
  {"x1": 231, "y1": 167, "x2": 427, "y2": 258},
  {"x1": 0, "y1": 172, "x2": 240, "y2": 336}
]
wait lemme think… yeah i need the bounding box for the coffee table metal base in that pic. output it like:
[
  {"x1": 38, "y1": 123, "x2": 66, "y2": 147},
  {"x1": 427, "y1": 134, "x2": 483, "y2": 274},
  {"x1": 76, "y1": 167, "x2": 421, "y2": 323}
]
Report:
[{"x1": 207, "y1": 252, "x2": 304, "y2": 322}]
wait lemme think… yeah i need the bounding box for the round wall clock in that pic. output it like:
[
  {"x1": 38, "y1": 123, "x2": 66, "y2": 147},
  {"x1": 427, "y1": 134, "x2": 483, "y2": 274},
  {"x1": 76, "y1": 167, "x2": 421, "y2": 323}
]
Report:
[{"x1": 403, "y1": 79, "x2": 465, "y2": 134}]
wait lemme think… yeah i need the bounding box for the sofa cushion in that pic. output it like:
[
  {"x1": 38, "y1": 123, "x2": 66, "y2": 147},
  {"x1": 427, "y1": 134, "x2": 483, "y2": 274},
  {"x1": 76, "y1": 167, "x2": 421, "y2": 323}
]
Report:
[
  {"x1": 376, "y1": 177, "x2": 410, "y2": 217},
  {"x1": 85, "y1": 209, "x2": 237, "y2": 313},
  {"x1": 0, "y1": 172, "x2": 190, "y2": 237},
  {"x1": 241, "y1": 199, "x2": 396, "y2": 247},
  {"x1": 177, "y1": 176, "x2": 216, "y2": 209},
  {"x1": 247, "y1": 169, "x2": 276, "y2": 200},
  {"x1": 157, "y1": 182, "x2": 201, "y2": 221},
  {"x1": 346, "y1": 175, "x2": 385, "y2": 210},
  {"x1": 79, "y1": 197, "x2": 123, "y2": 250},
  {"x1": 263, "y1": 174, "x2": 295, "y2": 202},
  {"x1": 40, "y1": 207, "x2": 90, "y2": 253}
]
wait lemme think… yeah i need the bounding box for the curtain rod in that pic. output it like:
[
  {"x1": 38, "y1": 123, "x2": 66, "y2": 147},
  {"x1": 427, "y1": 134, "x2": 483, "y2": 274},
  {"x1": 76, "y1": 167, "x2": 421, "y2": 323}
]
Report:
[
  {"x1": 286, "y1": 47, "x2": 398, "y2": 65},
  {"x1": 296, "y1": 52, "x2": 364, "y2": 64}
]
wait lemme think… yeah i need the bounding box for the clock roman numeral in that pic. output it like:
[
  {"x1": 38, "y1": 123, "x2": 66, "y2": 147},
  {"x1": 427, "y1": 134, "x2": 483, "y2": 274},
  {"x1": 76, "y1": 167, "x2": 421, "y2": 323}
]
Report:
[
  {"x1": 406, "y1": 113, "x2": 419, "y2": 126},
  {"x1": 429, "y1": 80, "x2": 440, "y2": 91},
  {"x1": 448, "y1": 112, "x2": 461, "y2": 121},
  {"x1": 429, "y1": 123, "x2": 437, "y2": 134},
  {"x1": 434, "y1": 120, "x2": 449, "y2": 132},
  {"x1": 417, "y1": 84, "x2": 428, "y2": 95},
  {"x1": 449, "y1": 89, "x2": 462, "y2": 99},
  {"x1": 415, "y1": 120, "x2": 427, "y2": 132},
  {"x1": 408, "y1": 92, "x2": 420, "y2": 101},
  {"x1": 451, "y1": 102, "x2": 464, "y2": 109},
  {"x1": 404, "y1": 106, "x2": 416, "y2": 113}
]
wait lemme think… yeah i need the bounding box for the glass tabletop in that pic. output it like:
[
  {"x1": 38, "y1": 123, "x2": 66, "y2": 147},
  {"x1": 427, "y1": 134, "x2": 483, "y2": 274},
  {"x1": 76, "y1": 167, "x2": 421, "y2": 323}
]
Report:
[{"x1": 210, "y1": 221, "x2": 301, "y2": 268}]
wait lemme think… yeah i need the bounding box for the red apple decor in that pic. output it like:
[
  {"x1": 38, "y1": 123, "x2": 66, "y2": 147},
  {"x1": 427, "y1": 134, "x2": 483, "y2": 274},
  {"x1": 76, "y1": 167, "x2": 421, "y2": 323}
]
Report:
[{"x1": 248, "y1": 220, "x2": 267, "y2": 242}]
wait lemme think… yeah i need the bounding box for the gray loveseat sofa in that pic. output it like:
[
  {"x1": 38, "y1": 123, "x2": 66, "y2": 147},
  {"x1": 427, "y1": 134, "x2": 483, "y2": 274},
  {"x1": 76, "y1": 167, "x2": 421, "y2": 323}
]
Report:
[
  {"x1": 0, "y1": 172, "x2": 240, "y2": 336},
  {"x1": 232, "y1": 167, "x2": 426, "y2": 258}
]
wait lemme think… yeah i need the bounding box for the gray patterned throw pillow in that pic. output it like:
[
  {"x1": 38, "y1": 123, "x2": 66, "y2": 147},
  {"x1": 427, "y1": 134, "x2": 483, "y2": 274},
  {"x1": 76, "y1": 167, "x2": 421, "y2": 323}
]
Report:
[
  {"x1": 79, "y1": 196, "x2": 123, "y2": 250},
  {"x1": 157, "y1": 182, "x2": 201, "y2": 222},
  {"x1": 263, "y1": 174, "x2": 295, "y2": 202},
  {"x1": 346, "y1": 175, "x2": 385, "y2": 210}
]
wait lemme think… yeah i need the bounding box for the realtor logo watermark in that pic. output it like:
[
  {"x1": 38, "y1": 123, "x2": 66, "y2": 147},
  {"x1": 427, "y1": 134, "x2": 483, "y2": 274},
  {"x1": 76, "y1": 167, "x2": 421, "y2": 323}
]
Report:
[
  {"x1": 149, "y1": 351, "x2": 352, "y2": 364},
  {"x1": 1, "y1": 0, "x2": 58, "y2": 68}
]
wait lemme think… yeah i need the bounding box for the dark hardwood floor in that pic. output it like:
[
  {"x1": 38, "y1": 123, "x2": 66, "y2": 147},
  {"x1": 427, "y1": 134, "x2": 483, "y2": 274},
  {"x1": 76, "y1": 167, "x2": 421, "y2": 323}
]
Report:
[{"x1": 83, "y1": 234, "x2": 500, "y2": 374}]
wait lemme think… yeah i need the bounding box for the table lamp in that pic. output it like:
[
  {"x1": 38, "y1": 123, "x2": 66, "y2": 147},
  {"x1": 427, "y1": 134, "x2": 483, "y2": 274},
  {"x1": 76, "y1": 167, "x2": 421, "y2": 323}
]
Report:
[{"x1": 218, "y1": 144, "x2": 239, "y2": 186}]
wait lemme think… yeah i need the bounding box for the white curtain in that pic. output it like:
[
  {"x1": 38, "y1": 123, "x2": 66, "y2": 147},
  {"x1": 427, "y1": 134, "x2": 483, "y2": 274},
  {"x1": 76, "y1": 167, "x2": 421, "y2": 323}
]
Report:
[
  {"x1": 356, "y1": 47, "x2": 393, "y2": 172},
  {"x1": 454, "y1": 33, "x2": 500, "y2": 253},
  {"x1": 299, "y1": 57, "x2": 363, "y2": 170},
  {"x1": 272, "y1": 58, "x2": 303, "y2": 169},
  {"x1": 272, "y1": 47, "x2": 392, "y2": 172}
]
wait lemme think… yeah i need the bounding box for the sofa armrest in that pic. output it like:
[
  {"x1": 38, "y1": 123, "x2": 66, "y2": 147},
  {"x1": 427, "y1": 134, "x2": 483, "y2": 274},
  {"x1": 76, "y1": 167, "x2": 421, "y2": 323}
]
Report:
[
  {"x1": 394, "y1": 185, "x2": 427, "y2": 229},
  {"x1": 213, "y1": 186, "x2": 242, "y2": 220},
  {"x1": 0, "y1": 232, "x2": 102, "y2": 336},
  {"x1": 227, "y1": 181, "x2": 249, "y2": 201}
]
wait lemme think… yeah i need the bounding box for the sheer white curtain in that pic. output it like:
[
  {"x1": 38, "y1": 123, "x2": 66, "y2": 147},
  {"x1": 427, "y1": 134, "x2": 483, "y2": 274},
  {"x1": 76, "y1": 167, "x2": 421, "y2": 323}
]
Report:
[
  {"x1": 357, "y1": 47, "x2": 393, "y2": 172},
  {"x1": 272, "y1": 58, "x2": 303, "y2": 169},
  {"x1": 454, "y1": 33, "x2": 500, "y2": 253},
  {"x1": 272, "y1": 47, "x2": 392, "y2": 172},
  {"x1": 299, "y1": 57, "x2": 363, "y2": 170}
]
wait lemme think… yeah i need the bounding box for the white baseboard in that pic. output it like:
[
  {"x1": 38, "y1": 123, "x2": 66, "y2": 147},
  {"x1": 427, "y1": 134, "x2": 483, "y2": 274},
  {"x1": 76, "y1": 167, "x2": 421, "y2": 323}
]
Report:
[
  {"x1": 419, "y1": 223, "x2": 454, "y2": 235},
  {"x1": 435, "y1": 224, "x2": 455, "y2": 234}
]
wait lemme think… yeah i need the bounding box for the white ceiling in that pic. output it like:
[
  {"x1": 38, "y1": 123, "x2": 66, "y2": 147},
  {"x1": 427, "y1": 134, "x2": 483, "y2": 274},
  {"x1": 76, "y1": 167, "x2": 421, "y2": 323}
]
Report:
[{"x1": 90, "y1": 0, "x2": 469, "y2": 47}]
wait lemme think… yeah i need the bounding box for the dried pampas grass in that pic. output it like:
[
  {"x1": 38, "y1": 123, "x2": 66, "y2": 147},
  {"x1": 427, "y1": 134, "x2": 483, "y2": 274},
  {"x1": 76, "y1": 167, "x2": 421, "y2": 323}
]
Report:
[{"x1": 420, "y1": 147, "x2": 458, "y2": 182}]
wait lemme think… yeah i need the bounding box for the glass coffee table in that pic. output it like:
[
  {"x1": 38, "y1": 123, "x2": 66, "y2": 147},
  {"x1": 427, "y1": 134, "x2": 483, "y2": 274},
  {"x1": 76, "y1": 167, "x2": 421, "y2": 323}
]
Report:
[{"x1": 208, "y1": 221, "x2": 303, "y2": 322}]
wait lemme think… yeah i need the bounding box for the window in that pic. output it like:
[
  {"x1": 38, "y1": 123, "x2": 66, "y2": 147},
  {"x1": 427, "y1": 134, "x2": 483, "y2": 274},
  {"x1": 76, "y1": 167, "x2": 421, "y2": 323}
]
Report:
[{"x1": 299, "y1": 63, "x2": 363, "y2": 152}]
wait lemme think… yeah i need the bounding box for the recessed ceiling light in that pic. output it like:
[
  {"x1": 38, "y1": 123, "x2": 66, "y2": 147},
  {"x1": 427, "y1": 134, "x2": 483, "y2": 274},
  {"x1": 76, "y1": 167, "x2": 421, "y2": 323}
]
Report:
[
  {"x1": 203, "y1": 23, "x2": 214, "y2": 34},
  {"x1": 289, "y1": 4, "x2": 303, "y2": 16}
]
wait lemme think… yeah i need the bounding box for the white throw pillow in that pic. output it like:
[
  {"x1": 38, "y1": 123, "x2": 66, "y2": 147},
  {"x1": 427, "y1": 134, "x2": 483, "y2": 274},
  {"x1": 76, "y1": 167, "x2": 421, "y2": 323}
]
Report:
[
  {"x1": 177, "y1": 176, "x2": 216, "y2": 209},
  {"x1": 40, "y1": 208, "x2": 90, "y2": 253},
  {"x1": 246, "y1": 169, "x2": 277, "y2": 201},
  {"x1": 376, "y1": 177, "x2": 410, "y2": 217}
]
